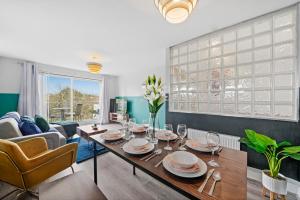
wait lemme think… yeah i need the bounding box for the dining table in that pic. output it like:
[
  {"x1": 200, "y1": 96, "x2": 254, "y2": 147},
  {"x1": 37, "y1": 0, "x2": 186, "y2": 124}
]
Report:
[
  {"x1": 52, "y1": 107, "x2": 70, "y2": 121},
  {"x1": 89, "y1": 131, "x2": 247, "y2": 200}
]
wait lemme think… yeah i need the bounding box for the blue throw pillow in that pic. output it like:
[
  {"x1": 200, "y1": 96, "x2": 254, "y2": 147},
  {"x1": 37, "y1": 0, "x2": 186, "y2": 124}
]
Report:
[
  {"x1": 21, "y1": 116, "x2": 35, "y2": 123},
  {"x1": 0, "y1": 112, "x2": 21, "y2": 123},
  {"x1": 19, "y1": 118, "x2": 42, "y2": 136}
]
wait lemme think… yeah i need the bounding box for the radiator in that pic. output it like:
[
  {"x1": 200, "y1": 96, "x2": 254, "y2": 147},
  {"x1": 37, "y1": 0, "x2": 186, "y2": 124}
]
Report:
[{"x1": 188, "y1": 128, "x2": 240, "y2": 150}]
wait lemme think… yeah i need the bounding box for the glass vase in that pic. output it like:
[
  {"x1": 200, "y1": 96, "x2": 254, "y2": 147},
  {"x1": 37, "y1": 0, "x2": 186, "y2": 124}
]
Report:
[{"x1": 148, "y1": 112, "x2": 159, "y2": 144}]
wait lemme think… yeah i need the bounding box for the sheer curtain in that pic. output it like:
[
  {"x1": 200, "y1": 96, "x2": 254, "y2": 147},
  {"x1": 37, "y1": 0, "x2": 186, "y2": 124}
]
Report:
[
  {"x1": 100, "y1": 75, "x2": 118, "y2": 124},
  {"x1": 18, "y1": 62, "x2": 41, "y2": 116}
]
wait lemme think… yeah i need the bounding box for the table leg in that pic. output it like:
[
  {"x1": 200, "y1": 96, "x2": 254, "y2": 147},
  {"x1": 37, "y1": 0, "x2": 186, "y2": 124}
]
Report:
[
  {"x1": 93, "y1": 141, "x2": 97, "y2": 185},
  {"x1": 133, "y1": 166, "x2": 136, "y2": 175}
]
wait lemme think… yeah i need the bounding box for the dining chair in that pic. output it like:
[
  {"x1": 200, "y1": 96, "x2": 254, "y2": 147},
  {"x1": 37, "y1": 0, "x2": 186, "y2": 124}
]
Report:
[{"x1": 0, "y1": 137, "x2": 78, "y2": 199}]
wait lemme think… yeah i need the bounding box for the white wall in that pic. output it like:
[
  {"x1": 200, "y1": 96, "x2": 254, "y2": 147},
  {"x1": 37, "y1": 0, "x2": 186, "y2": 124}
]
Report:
[
  {"x1": 0, "y1": 56, "x2": 22, "y2": 93},
  {"x1": 0, "y1": 56, "x2": 119, "y2": 96},
  {"x1": 117, "y1": 49, "x2": 167, "y2": 96}
]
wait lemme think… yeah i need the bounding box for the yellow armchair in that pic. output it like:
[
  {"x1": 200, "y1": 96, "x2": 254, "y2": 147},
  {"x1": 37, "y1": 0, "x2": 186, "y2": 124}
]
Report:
[{"x1": 0, "y1": 137, "x2": 78, "y2": 192}]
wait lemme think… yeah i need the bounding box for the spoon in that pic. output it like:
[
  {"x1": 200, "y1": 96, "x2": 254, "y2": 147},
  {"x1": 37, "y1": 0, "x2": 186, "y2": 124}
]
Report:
[
  {"x1": 208, "y1": 171, "x2": 221, "y2": 196},
  {"x1": 145, "y1": 149, "x2": 162, "y2": 162}
]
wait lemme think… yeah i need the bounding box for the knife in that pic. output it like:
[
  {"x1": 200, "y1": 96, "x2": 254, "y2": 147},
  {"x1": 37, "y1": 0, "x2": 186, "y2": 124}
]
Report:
[{"x1": 198, "y1": 168, "x2": 215, "y2": 193}]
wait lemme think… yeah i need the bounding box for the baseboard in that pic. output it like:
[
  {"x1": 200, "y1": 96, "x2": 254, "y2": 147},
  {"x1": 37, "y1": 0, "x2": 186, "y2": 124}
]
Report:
[{"x1": 247, "y1": 167, "x2": 300, "y2": 196}]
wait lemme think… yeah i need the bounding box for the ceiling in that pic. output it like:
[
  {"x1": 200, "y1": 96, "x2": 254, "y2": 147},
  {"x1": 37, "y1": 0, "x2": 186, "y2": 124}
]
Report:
[{"x1": 0, "y1": 0, "x2": 299, "y2": 75}]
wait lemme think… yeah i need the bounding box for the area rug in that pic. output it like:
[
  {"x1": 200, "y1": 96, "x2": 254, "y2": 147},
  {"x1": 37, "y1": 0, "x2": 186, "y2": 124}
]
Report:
[{"x1": 67, "y1": 137, "x2": 108, "y2": 163}]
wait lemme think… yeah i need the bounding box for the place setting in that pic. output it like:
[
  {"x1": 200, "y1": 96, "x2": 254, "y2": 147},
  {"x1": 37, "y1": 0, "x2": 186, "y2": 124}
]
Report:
[
  {"x1": 122, "y1": 138, "x2": 155, "y2": 155},
  {"x1": 99, "y1": 130, "x2": 126, "y2": 144},
  {"x1": 118, "y1": 122, "x2": 223, "y2": 197}
]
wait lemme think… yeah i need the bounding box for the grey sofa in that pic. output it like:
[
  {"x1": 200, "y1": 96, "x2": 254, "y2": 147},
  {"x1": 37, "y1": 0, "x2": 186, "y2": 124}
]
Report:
[{"x1": 0, "y1": 112, "x2": 66, "y2": 149}]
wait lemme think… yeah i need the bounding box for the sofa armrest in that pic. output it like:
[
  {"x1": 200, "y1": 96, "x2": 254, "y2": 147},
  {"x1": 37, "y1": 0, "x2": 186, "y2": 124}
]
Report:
[
  {"x1": 49, "y1": 124, "x2": 68, "y2": 138},
  {"x1": 9, "y1": 132, "x2": 66, "y2": 149}
]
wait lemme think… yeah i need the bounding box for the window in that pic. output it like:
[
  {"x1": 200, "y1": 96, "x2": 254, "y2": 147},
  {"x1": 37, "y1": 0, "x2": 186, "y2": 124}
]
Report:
[
  {"x1": 169, "y1": 6, "x2": 298, "y2": 121},
  {"x1": 41, "y1": 74, "x2": 102, "y2": 123}
]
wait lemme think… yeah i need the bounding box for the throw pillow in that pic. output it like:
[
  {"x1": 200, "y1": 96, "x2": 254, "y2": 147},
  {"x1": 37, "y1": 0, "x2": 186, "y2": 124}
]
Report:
[
  {"x1": 21, "y1": 116, "x2": 35, "y2": 123},
  {"x1": 35, "y1": 115, "x2": 50, "y2": 132},
  {"x1": 19, "y1": 120, "x2": 42, "y2": 136},
  {"x1": 0, "y1": 112, "x2": 21, "y2": 123}
]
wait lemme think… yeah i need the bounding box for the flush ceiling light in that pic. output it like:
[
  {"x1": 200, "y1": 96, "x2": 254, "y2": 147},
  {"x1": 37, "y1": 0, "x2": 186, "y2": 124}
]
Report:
[
  {"x1": 154, "y1": 0, "x2": 198, "y2": 24},
  {"x1": 87, "y1": 62, "x2": 102, "y2": 74}
]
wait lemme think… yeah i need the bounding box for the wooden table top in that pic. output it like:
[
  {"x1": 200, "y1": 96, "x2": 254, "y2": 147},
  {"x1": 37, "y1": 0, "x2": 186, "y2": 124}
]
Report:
[
  {"x1": 77, "y1": 125, "x2": 107, "y2": 136},
  {"x1": 90, "y1": 134, "x2": 247, "y2": 200}
]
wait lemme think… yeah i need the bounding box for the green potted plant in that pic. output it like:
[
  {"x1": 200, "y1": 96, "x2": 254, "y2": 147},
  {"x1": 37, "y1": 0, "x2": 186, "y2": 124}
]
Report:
[{"x1": 240, "y1": 129, "x2": 300, "y2": 195}]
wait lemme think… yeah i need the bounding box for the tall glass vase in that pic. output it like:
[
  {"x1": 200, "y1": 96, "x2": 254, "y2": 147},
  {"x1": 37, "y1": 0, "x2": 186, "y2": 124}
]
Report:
[{"x1": 148, "y1": 112, "x2": 159, "y2": 144}]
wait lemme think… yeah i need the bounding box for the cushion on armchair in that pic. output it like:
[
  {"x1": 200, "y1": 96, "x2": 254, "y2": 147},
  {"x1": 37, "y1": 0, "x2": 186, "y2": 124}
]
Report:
[{"x1": 35, "y1": 115, "x2": 50, "y2": 132}]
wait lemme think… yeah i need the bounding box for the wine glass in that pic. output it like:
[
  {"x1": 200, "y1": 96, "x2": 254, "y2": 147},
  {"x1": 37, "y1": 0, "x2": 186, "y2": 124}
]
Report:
[
  {"x1": 164, "y1": 124, "x2": 173, "y2": 151},
  {"x1": 177, "y1": 124, "x2": 187, "y2": 151},
  {"x1": 128, "y1": 118, "x2": 136, "y2": 139},
  {"x1": 142, "y1": 119, "x2": 149, "y2": 129},
  {"x1": 206, "y1": 131, "x2": 220, "y2": 167}
]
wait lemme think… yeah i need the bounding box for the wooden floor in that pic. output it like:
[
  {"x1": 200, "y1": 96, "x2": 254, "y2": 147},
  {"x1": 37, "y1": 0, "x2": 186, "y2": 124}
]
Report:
[{"x1": 0, "y1": 151, "x2": 297, "y2": 200}]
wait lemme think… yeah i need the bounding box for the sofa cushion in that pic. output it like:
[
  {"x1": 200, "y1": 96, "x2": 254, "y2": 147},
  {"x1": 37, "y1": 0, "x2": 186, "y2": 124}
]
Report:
[
  {"x1": 19, "y1": 119, "x2": 42, "y2": 136},
  {"x1": 35, "y1": 115, "x2": 50, "y2": 132},
  {"x1": 0, "y1": 118, "x2": 23, "y2": 139},
  {"x1": 21, "y1": 116, "x2": 35, "y2": 123},
  {"x1": 0, "y1": 112, "x2": 21, "y2": 123}
]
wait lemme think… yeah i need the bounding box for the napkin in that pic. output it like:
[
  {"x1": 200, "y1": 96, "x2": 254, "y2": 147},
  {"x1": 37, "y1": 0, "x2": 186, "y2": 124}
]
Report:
[
  {"x1": 102, "y1": 132, "x2": 122, "y2": 140},
  {"x1": 132, "y1": 143, "x2": 151, "y2": 152},
  {"x1": 186, "y1": 140, "x2": 208, "y2": 148},
  {"x1": 131, "y1": 126, "x2": 146, "y2": 132},
  {"x1": 156, "y1": 131, "x2": 176, "y2": 140},
  {"x1": 167, "y1": 157, "x2": 200, "y2": 173}
]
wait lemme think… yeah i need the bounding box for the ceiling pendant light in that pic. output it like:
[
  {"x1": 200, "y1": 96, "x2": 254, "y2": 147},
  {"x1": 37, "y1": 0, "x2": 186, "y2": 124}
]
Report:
[
  {"x1": 154, "y1": 0, "x2": 198, "y2": 24},
  {"x1": 87, "y1": 62, "x2": 102, "y2": 74}
]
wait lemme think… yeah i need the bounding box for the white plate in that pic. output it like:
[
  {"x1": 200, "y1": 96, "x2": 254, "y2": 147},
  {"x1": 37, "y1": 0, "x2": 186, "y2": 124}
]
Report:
[
  {"x1": 100, "y1": 131, "x2": 125, "y2": 141},
  {"x1": 123, "y1": 142, "x2": 155, "y2": 155},
  {"x1": 163, "y1": 153, "x2": 207, "y2": 178},
  {"x1": 171, "y1": 151, "x2": 198, "y2": 168},
  {"x1": 185, "y1": 140, "x2": 212, "y2": 152},
  {"x1": 128, "y1": 138, "x2": 148, "y2": 148},
  {"x1": 130, "y1": 127, "x2": 146, "y2": 133},
  {"x1": 155, "y1": 130, "x2": 178, "y2": 141}
]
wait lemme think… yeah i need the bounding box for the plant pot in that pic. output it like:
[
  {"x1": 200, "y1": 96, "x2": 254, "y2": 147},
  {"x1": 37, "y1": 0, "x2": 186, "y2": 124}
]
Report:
[{"x1": 262, "y1": 170, "x2": 287, "y2": 195}]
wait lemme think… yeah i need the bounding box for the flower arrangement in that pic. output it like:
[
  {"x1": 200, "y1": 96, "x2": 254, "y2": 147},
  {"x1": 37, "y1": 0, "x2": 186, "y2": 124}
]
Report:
[
  {"x1": 144, "y1": 75, "x2": 165, "y2": 114},
  {"x1": 144, "y1": 75, "x2": 165, "y2": 140}
]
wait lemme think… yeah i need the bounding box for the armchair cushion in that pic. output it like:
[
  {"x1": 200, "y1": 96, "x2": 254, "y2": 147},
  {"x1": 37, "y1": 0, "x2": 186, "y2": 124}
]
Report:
[
  {"x1": 17, "y1": 137, "x2": 48, "y2": 158},
  {"x1": 35, "y1": 115, "x2": 50, "y2": 132}
]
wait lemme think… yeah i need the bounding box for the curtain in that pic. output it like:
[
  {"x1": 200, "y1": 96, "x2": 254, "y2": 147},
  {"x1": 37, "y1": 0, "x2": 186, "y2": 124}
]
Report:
[
  {"x1": 100, "y1": 75, "x2": 118, "y2": 124},
  {"x1": 18, "y1": 62, "x2": 41, "y2": 116}
]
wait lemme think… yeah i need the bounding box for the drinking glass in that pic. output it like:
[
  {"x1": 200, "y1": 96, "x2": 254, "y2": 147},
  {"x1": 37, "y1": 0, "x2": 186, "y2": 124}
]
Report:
[
  {"x1": 206, "y1": 131, "x2": 220, "y2": 167},
  {"x1": 177, "y1": 124, "x2": 187, "y2": 151},
  {"x1": 142, "y1": 119, "x2": 149, "y2": 129},
  {"x1": 128, "y1": 118, "x2": 136, "y2": 139},
  {"x1": 164, "y1": 124, "x2": 173, "y2": 151}
]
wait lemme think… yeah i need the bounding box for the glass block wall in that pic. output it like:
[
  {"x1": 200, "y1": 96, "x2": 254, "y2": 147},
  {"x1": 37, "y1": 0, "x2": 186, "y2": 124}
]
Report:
[{"x1": 169, "y1": 6, "x2": 298, "y2": 121}]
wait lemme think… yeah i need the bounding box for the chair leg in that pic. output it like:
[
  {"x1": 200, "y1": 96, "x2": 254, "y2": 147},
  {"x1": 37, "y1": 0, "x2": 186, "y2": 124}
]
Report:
[
  {"x1": 15, "y1": 189, "x2": 38, "y2": 200},
  {"x1": 71, "y1": 165, "x2": 75, "y2": 174}
]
